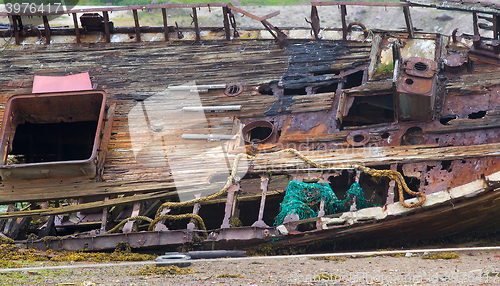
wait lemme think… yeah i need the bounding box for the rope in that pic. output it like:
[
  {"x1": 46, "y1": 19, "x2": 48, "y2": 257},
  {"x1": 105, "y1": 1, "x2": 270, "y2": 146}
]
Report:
[
  {"x1": 105, "y1": 216, "x2": 153, "y2": 234},
  {"x1": 148, "y1": 213, "x2": 206, "y2": 231},
  {"x1": 357, "y1": 166, "x2": 425, "y2": 208},
  {"x1": 275, "y1": 148, "x2": 425, "y2": 208},
  {"x1": 148, "y1": 148, "x2": 424, "y2": 234}
]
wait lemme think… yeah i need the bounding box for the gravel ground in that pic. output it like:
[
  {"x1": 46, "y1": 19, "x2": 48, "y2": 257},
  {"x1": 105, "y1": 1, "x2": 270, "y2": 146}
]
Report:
[{"x1": 3, "y1": 249, "x2": 500, "y2": 285}]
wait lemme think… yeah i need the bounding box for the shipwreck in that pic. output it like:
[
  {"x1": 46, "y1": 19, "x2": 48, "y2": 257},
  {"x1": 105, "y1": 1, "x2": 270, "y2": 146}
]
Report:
[{"x1": 1, "y1": 0, "x2": 500, "y2": 253}]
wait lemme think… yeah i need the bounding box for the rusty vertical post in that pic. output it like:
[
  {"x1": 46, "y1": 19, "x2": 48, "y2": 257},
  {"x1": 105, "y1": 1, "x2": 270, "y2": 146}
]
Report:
[
  {"x1": 133, "y1": 10, "x2": 141, "y2": 42},
  {"x1": 11, "y1": 16, "x2": 19, "y2": 45},
  {"x1": 310, "y1": 6, "x2": 320, "y2": 40},
  {"x1": 192, "y1": 7, "x2": 200, "y2": 42},
  {"x1": 154, "y1": 207, "x2": 170, "y2": 231},
  {"x1": 103, "y1": 11, "x2": 110, "y2": 43},
  {"x1": 473, "y1": 12, "x2": 479, "y2": 36},
  {"x1": 123, "y1": 201, "x2": 141, "y2": 233},
  {"x1": 42, "y1": 16, "x2": 50, "y2": 45},
  {"x1": 162, "y1": 8, "x2": 169, "y2": 41},
  {"x1": 100, "y1": 197, "x2": 109, "y2": 233},
  {"x1": 341, "y1": 5, "x2": 347, "y2": 40},
  {"x1": 221, "y1": 184, "x2": 239, "y2": 228},
  {"x1": 385, "y1": 164, "x2": 398, "y2": 205},
  {"x1": 402, "y1": 6, "x2": 414, "y2": 39},
  {"x1": 223, "y1": 6, "x2": 231, "y2": 41},
  {"x1": 316, "y1": 200, "x2": 325, "y2": 230},
  {"x1": 72, "y1": 13, "x2": 81, "y2": 44},
  {"x1": 187, "y1": 194, "x2": 201, "y2": 230},
  {"x1": 252, "y1": 174, "x2": 270, "y2": 228}
]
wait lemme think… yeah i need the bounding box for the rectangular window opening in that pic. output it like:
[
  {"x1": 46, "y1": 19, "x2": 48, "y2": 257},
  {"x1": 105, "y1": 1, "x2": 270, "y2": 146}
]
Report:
[
  {"x1": 341, "y1": 94, "x2": 395, "y2": 128},
  {"x1": 0, "y1": 90, "x2": 107, "y2": 180}
]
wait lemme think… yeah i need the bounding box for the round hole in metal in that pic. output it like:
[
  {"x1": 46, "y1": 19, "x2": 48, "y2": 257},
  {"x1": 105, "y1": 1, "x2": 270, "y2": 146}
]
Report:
[
  {"x1": 242, "y1": 121, "x2": 275, "y2": 144},
  {"x1": 224, "y1": 83, "x2": 243, "y2": 97},
  {"x1": 405, "y1": 78, "x2": 414, "y2": 85},
  {"x1": 346, "y1": 130, "x2": 370, "y2": 147},
  {"x1": 353, "y1": 134, "x2": 365, "y2": 143}
]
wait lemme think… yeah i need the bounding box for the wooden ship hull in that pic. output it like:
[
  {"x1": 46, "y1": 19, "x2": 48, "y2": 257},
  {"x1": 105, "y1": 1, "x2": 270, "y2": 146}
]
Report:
[{"x1": 1, "y1": 0, "x2": 500, "y2": 252}]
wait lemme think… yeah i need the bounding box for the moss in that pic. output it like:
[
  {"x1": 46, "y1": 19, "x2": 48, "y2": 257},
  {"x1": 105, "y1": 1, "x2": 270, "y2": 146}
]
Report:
[
  {"x1": 229, "y1": 217, "x2": 242, "y2": 227},
  {"x1": 114, "y1": 241, "x2": 132, "y2": 253},
  {"x1": 247, "y1": 243, "x2": 306, "y2": 257},
  {"x1": 0, "y1": 237, "x2": 14, "y2": 244},
  {"x1": 135, "y1": 265, "x2": 195, "y2": 275},
  {"x1": 217, "y1": 273, "x2": 244, "y2": 278},
  {"x1": 376, "y1": 62, "x2": 395, "y2": 77},
  {"x1": 49, "y1": 249, "x2": 155, "y2": 263},
  {"x1": 0, "y1": 243, "x2": 155, "y2": 264},
  {"x1": 315, "y1": 273, "x2": 341, "y2": 280},
  {"x1": 421, "y1": 252, "x2": 459, "y2": 260},
  {"x1": 0, "y1": 259, "x2": 21, "y2": 268},
  {"x1": 0, "y1": 244, "x2": 49, "y2": 262},
  {"x1": 311, "y1": 256, "x2": 346, "y2": 261}
]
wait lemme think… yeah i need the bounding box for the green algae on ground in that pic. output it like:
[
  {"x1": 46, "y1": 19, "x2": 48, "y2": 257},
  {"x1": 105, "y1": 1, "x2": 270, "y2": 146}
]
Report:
[
  {"x1": 421, "y1": 252, "x2": 459, "y2": 259},
  {"x1": 0, "y1": 243, "x2": 155, "y2": 264},
  {"x1": 0, "y1": 237, "x2": 14, "y2": 245},
  {"x1": 315, "y1": 273, "x2": 342, "y2": 280},
  {"x1": 48, "y1": 250, "x2": 156, "y2": 263},
  {"x1": 0, "y1": 259, "x2": 21, "y2": 268},
  {"x1": 311, "y1": 256, "x2": 347, "y2": 261},
  {"x1": 217, "y1": 273, "x2": 244, "y2": 278},
  {"x1": 246, "y1": 243, "x2": 305, "y2": 256},
  {"x1": 135, "y1": 265, "x2": 196, "y2": 275},
  {"x1": 0, "y1": 244, "x2": 50, "y2": 262}
]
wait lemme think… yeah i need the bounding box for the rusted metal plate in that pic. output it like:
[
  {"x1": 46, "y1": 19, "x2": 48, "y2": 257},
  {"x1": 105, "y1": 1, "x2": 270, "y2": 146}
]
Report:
[{"x1": 26, "y1": 230, "x2": 195, "y2": 252}]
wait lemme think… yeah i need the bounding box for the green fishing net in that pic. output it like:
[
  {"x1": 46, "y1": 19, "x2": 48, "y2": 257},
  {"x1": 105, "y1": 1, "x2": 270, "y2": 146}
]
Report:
[{"x1": 274, "y1": 180, "x2": 377, "y2": 226}]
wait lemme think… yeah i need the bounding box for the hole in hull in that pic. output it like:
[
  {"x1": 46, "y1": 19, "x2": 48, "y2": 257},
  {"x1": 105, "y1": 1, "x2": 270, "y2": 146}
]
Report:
[
  {"x1": 11, "y1": 121, "x2": 98, "y2": 163},
  {"x1": 342, "y1": 94, "x2": 394, "y2": 128},
  {"x1": 401, "y1": 127, "x2": 424, "y2": 146},
  {"x1": 353, "y1": 134, "x2": 365, "y2": 143},
  {"x1": 468, "y1": 110, "x2": 486, "y2": 119},
  {"x1": 315, "y1": 83, "x2": 338, "y2": 94},
  {"x1": 284, "y1": 88, "x2": 307, "y2": 96},
  {"x1": 343, "y1": 70, "x2": 364, "y2": 89},
  {"x1": 242, "y1": 121, "x2": 275, "y2": 144},
  {"x1": 439, "y1": 115, "x2": 457, "y2": 125},
  {"x1": 249, "y1": 127, "x2": 273, "y2": 142}
]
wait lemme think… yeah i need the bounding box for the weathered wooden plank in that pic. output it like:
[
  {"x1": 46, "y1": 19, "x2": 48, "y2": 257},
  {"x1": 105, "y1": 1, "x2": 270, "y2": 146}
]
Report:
[
  {"x1": 0, "y1": 191, "x2": 174, "y2": 219},
  {"x1": 248, "y1": 143, "x2": 500, "y2": 172},
  {"x1": 97, "y1": 103, "x2": 117, "y2": 181}
]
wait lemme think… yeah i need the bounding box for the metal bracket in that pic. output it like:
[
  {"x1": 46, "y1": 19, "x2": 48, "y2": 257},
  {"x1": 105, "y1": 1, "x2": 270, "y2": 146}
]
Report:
[
  {"x1": 261, "y1": 19, "x2": 287, "y2": 48},
  {"x1": 175, "y1": 21, "x2": 183, "y2": 39},
  {"x1": 305, "y1": 6, "x2": 320, "y2": 40},
  {"x1": 228, "y1": 9, "x2": 239, "y2": 38}
]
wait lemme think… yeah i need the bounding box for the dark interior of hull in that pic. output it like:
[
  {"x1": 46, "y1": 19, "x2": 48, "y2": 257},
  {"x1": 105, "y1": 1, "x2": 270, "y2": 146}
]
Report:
[{"x1": 11, "y1": 121, "x2": 98, "y2": 163}]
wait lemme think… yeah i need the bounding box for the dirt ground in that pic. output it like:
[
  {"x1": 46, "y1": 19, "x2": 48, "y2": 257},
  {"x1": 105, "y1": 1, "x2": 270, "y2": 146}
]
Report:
[{"x1": 2, "y1": 249, "x2": 500, "y2": 285}]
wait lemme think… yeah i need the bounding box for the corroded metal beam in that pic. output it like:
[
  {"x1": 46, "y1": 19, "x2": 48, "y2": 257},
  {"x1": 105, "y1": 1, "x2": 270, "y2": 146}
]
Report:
[{"x1": 133, "y1": 10, "x2": 141, "y2": 42}]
